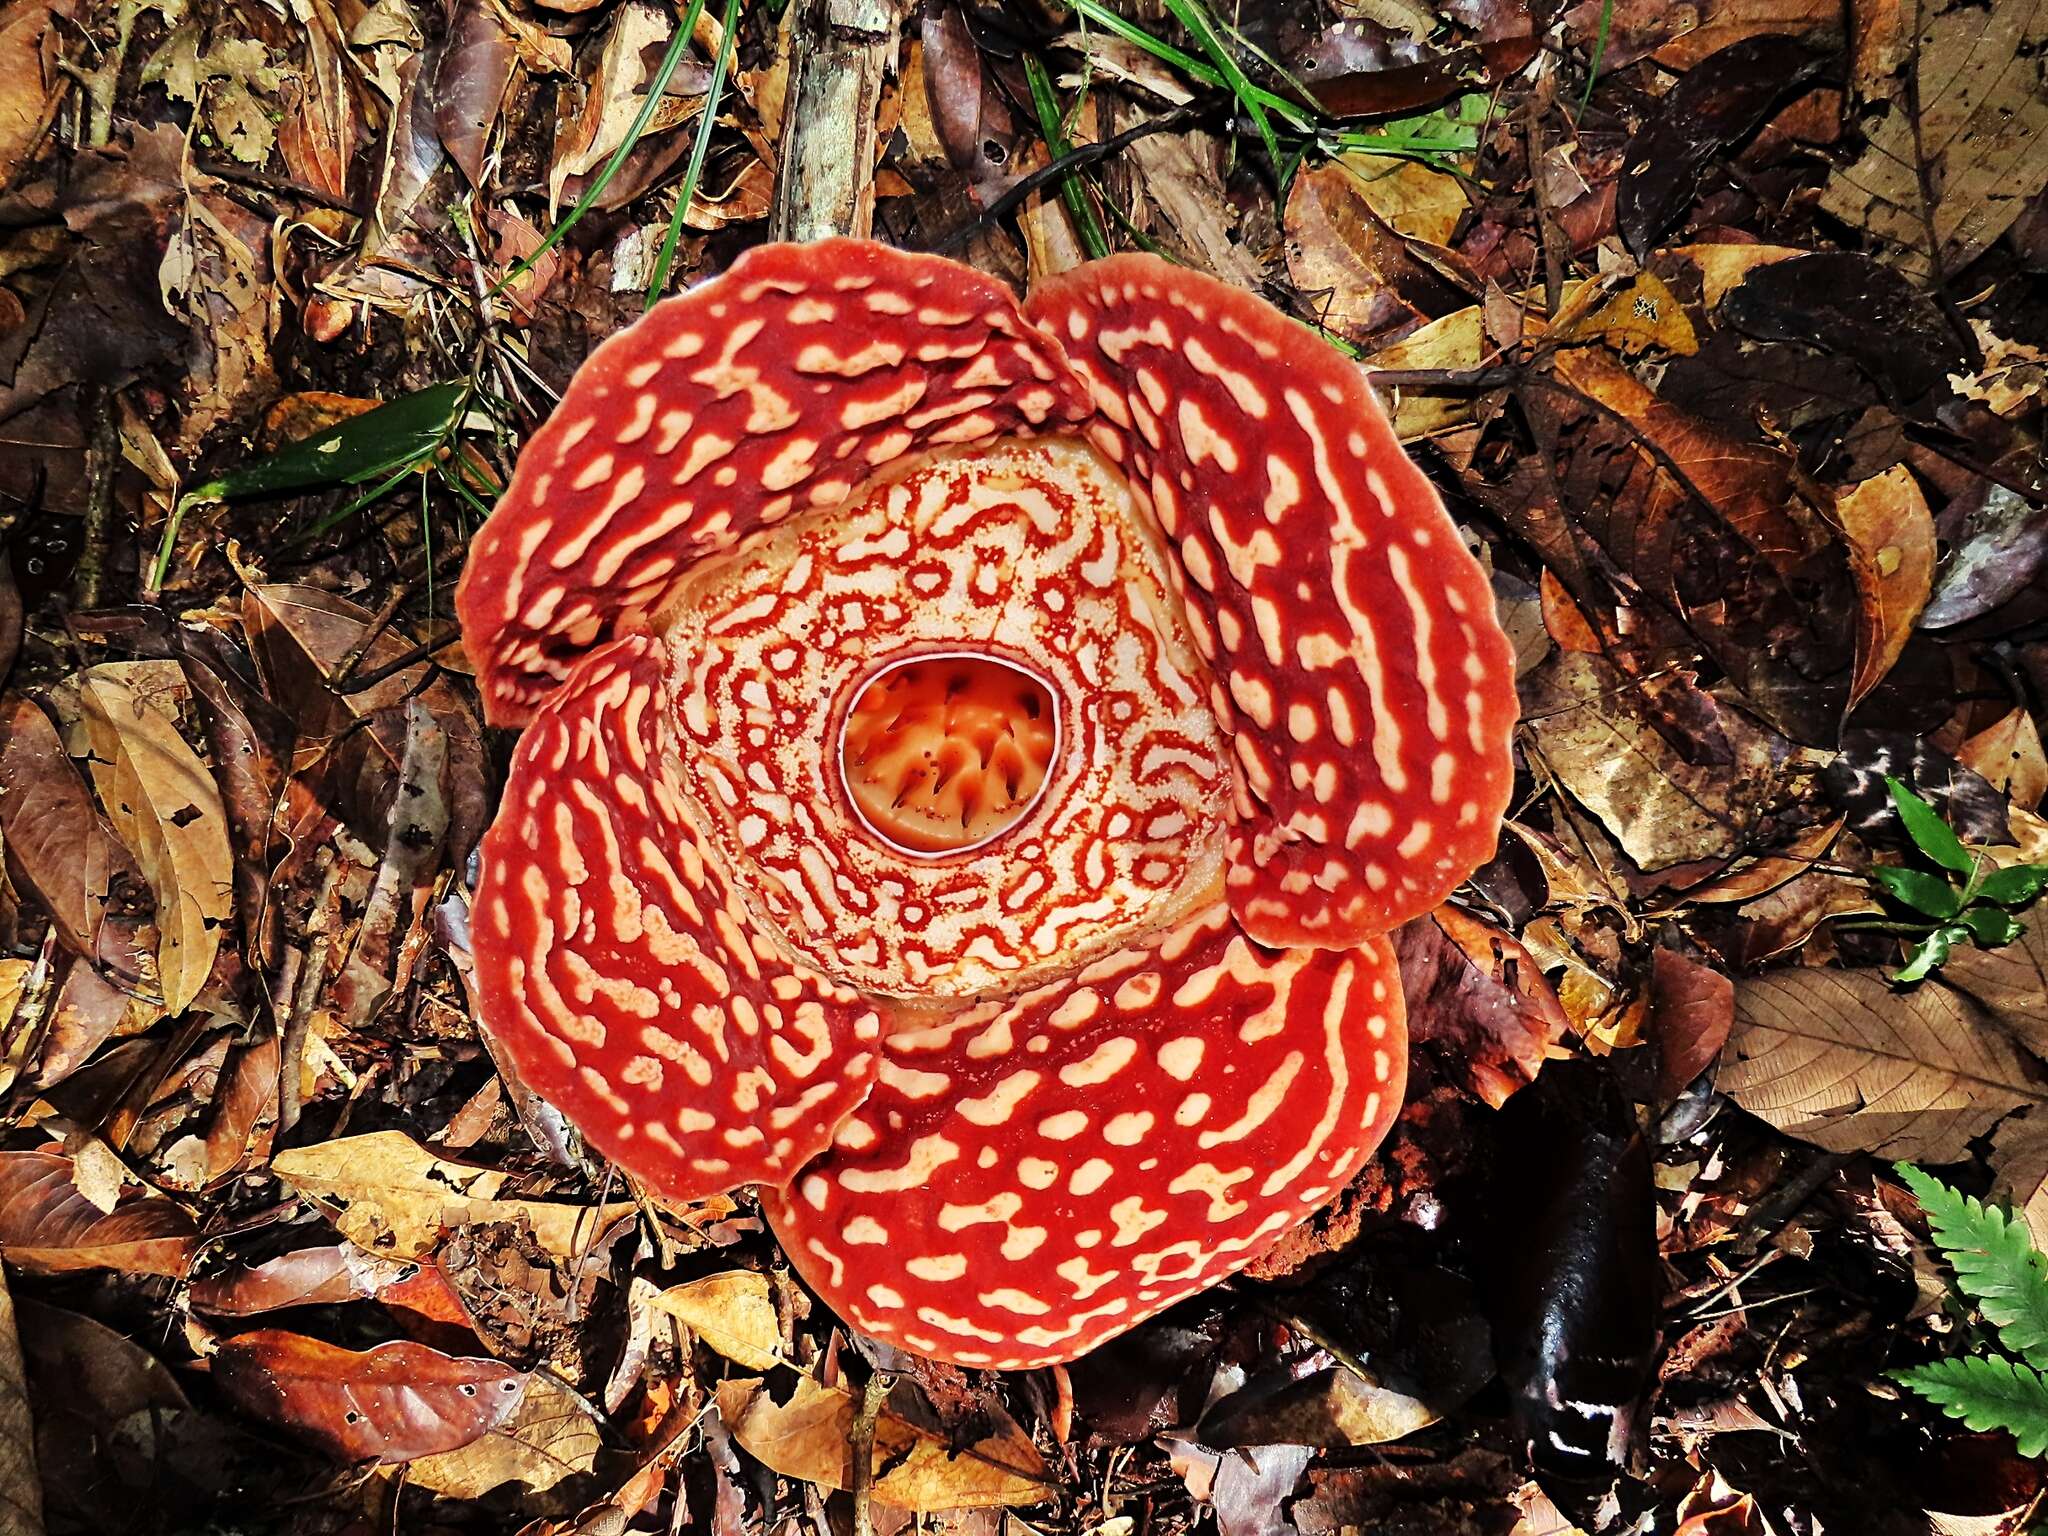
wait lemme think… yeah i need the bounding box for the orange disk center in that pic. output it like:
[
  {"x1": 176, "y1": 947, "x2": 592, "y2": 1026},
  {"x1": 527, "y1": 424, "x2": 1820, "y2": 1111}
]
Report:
[{"x1": 839, "y1": 653, "x2": 1058, "y2": 856}]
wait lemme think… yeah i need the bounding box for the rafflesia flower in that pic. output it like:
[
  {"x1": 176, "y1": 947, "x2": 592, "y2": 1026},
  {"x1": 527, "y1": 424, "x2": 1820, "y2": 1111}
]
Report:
[{"x1": 456, "y1": 240, "x2": 1518, "y2": 1369}]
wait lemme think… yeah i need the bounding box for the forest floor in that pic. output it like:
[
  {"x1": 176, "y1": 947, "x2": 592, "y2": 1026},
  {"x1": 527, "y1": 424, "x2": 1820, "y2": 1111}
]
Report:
[{"x1": 0, "y1": 0, "x2": 2046, "y2": 1532}]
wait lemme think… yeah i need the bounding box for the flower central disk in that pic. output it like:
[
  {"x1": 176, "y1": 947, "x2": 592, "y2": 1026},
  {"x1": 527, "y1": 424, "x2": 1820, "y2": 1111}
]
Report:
[
  {"x1": 658, "y1": 437, "x2": 1233, "y2": 1003},
  {"x1": 839, "y1": 653, "x2": 1057, "y2": 856}
]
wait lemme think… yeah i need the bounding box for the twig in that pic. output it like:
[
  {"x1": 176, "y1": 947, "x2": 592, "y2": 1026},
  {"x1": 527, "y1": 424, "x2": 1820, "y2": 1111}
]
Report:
[
  {"x1": 73, "y1": 387, "x2": 118, "y2": 610},
  {"x1": 849, "y1": 1368, "x2": 896, "y2": 1536}
]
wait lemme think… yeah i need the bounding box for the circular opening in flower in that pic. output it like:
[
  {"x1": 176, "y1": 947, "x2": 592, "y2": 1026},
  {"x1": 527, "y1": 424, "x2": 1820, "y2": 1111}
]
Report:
[{"x1": 838, "y1": 651, "x2": 1058, "y2": 857}]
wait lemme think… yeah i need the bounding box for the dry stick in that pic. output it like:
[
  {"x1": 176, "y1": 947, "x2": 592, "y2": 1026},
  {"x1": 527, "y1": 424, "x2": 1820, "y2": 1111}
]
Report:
[
  {"x1": 848, "y1": 1369, "x2": 897, "y2": 1536},
  {"x1": 772, "y1": 0, "x2": 907, "y2": 242},
  {"x1": 73, "y1": 387, "x2": 118, "y2": 610}
]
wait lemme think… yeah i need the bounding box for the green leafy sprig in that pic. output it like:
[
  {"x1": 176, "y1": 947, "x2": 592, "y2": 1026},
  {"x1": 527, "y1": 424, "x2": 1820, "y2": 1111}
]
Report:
[{"x1": 1865, "y1": 777, "x2": 2048, "y2": 982}]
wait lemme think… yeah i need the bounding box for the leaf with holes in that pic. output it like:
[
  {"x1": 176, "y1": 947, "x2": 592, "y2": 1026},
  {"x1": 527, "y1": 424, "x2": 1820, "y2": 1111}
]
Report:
[{"x1": 209, "y1": 1331, "x2": 529, "y2": 1464}]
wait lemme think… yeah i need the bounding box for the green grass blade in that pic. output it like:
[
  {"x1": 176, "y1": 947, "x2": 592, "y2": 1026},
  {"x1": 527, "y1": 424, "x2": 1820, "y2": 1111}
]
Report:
[
  {"x1": 495, "y1": 2, "x2": 700, "y2": 300},
  {"x1": 1576, "y1": 0, "x2": 1613, "y2": 119},
  {"x1": 1063, "y1": 0, "x2": 1311, "y2": 127},
  {"x1": 1158, "y1": 0, "x2": 1283, "y2": 170},
  {"x1": 1023, "y1": 53, "x2": 1111, "y2": 260},
  {"x1": 646, "y1": 0, "x2": 726, "y2": 310}
]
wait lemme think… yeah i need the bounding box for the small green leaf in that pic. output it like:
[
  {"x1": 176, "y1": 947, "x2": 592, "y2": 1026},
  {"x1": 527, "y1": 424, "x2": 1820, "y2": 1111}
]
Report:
[
  {"x1": 1887, "y1": 775, "x2": 1976, "y2": 876},
  {"x1": 1895, "y1": 1356, "x2": 2048, "y2": 1458},
  {"x1": 1960, "y1": 906, "x2": 2025, "y2": 947},
  {"x1": 1897, "y1": 1164, "x2": 2048, "y2": 1369},
  {"x1": 1870, "y1": 865, "x2": 1964, "y2": 919},
  {"x1": 1895, "y1": 924, "x2": 1969, "y2": 983},
  {"x1": 186, "y1": 382, "x2": 468, "y2": 505},
  {"x1": 1979, "y1": 864, "x2": 2048, "y2": 907}
]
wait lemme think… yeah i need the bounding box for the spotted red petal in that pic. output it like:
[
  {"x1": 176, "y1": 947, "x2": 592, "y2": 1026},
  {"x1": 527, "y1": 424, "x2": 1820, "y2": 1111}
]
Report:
[
  {"x1": 457, "y1": 240, "x2": 1094, "y2": 727},
  {"x1": 761, "y1": 904, "x2": 1406, "y2": 1369},
  {"x1": 1024, "y1": 255, "x2": 1519, "y2": 948},
  {"x1": 469, "y1": 634, "x2": 884, "y2": 1201}
]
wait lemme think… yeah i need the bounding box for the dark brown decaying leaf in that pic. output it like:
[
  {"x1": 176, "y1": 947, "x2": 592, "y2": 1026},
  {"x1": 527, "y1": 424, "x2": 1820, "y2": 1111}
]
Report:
[
  {"x1": 0, "y1": 695, "x2": 156, "y2": 993},
  {"x1": 242, "y1": 584, "x2": 487, "y2": 858},
  {"x1": 1818, "y1": 0, "x2": 2048, "y2": 279},
  {"x1": 1520, "y1": 650, "x2": 1791, "y2": 870},
  {"x1": 1617, "y1": 36, "x2": 1830, "y2": 258},
  {"x1": 0, "y1": 1149, "x2": 197, "y2": 1276},
  {"x1": 209, "y1": 1331, "x2": 529, "y2": 1464},
  {"x1": 1646, "y1": 947, "x2": 1735, "y2": 1104},
  {"x1": 434, "y1": 0, "x2": 519, "y2": 188},
  {"x1": 1396, "y1": 905, "x2": 1570, "y2": 1107},
  {"x1": 1483, "y1": 1059, "x2": 1658, "y2": 1480}
]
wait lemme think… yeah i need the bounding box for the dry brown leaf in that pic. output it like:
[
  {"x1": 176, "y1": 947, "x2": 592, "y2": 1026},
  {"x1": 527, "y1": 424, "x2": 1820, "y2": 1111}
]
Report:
[
  {"x1": 1958, "y1": 707, "x2": 2048, "y2": 811},
  {"x1": 1331, "y1": 153, "x2": 1467, "y2": 245},
  {"x1": 0, "y1": 696, "x2": 157, "y2": 995},
  {"x1": 75, "y1": 662, "x2": 232, "y2": 1017},
  {"x1": 649, "y1": 1271, "x2": 785, "y2": 1370},
  {"x1": 0, "y1": 1150, "x2": 197, "y2": 1277},
  {"x1": 148, "y1": 28, "x2": 285, "y2": 167},
  {"x1": 1818, "y1": 0, "x2": 2048, "y2": 280},
  {"x1": 547, "y1": 0, "x2": 700, "y2": 207},
  {"x1": 1664, "y1": 243, "x2": 1809, "y2": 308},
  {"x1": 1832, "y1": 466, "x2": 1937, "y2": 710},
  {"x1": 1941, "y1": 918, "x2": 2048, "y2": 1054},
  {"x1": 1958, "y1": 320, "x2": 2048, "y2": 418},
  {"x1": 1285, "y1": 158, "x2": 1467, "y2": 348},
  {"x1": 1991, "y1": 1109, "x2": 2048, "y2": 1250},
  {"x1": 1521, "y1": 651, "x2": 1788, "y2": 870},
  {"x1": 1127, "y1": 132, "x2": 1261, "y2": 288},
  {"x1": 1552, "y1": 271, "x2": 1698, "y2": 355},
  {"x1": 1578, "y1": 0, "x2": 1846, "y2": 71},
  {"x1": 716, "y1": 1376, "x2": 1054, "y2": 1511},
  {"x1": 0, "y1": 0, "x2": 77, "y2": 186},
  {"x1": 1720, "y1": 967, "x2": 2048, "y2": 1159},
  {"x1": 279, "y1": 0, "x2": 358, "y2": 203},
  {"x1": 1368, "y1": 305, "x2": 1486, "y2": 439},
  {"x1": 270, "y1": 1130, "x2": 634, "y2": 1262},
  {"x1": 405, "y1": 1370, "x2": 602, "y2": 1497}
]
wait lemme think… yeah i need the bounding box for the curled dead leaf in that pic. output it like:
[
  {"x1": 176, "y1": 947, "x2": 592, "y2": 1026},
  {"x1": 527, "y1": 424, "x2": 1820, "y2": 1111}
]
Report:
[
  {"x1": 1832, "y1": 466, "x2": 1936, "y2": 711},
  {"x1": 270, "y1": 1130, "x2": 635, "y2": 1262},
  {"x1": 0, "y1": 1148, "x2": 197, "y2": 1276},
  {"x1": 716, "y1": 1374, "x2": 1053, "y2": 1511},
  {"x1": 75, "y1": 662, "x2": 233, "y2": 1016},
  {"x1": 649, "y1": 1270, "x2": 785, "y2": 1370}
]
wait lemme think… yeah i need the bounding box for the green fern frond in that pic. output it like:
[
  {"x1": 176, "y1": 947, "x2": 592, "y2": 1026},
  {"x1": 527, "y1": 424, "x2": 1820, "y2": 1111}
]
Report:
[
  {"x1": 1895, "y1": 1356, "x2": 2048, "y2": 1458},
  {"x1": 1897, "y1": 1163, "x2": 2048, "y2": 1369}
]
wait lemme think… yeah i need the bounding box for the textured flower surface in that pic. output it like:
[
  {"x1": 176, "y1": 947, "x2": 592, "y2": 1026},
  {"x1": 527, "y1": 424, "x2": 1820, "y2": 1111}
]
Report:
[{"x1": 455, "y1": 240, "x2": 1519, "y2": 1369}]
